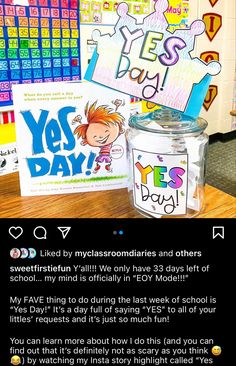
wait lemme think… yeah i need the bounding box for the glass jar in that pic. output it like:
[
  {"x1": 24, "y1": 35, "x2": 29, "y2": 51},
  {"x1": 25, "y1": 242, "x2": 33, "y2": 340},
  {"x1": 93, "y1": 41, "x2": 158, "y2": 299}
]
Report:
[{"x1": 126, "y1": 109, "x2": 208, "y2": 218}]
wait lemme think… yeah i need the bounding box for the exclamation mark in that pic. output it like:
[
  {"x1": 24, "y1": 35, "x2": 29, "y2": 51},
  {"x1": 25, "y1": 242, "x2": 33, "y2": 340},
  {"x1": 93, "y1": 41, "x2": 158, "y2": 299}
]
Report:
[
  {"x1": 160, "y1": 67, "x2": 169, "y2": 91},
  {"x1": 176, "y1": 190, "x2": 179, "y2": 206},
  {"x1": 86, "y1": 152, "x2": 96, "y2": 176}
]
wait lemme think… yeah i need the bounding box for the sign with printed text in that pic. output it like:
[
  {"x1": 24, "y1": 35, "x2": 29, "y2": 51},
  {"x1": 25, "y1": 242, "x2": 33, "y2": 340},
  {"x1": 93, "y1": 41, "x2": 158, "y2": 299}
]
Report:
[
  {"x1": 203, "y1": 13, "x2": 222, "y2": 41},
  {"x1": 203, "y1": 85, "x2": 218, "y2": 111},
  {"x1": 85, "y1": 0, "x2": 221, "y2": 119},
  {"x1": 200, "y1": 51, "x2": 219, "y2": 63},
  {"x1": 132, "y1": 149, "x2": 188, "y2": 217},
  {"x1": 209, "y1": 0, "x2": 219, "y2": 7}
]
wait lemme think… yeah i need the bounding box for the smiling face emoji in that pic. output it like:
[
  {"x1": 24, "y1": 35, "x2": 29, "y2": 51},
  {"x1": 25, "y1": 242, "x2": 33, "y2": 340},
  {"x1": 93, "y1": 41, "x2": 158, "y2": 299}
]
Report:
[
  {"x1": 85, "y1": 123, "x2": 120, "y2": 147},
  {"x1": 211, "y1": 345, "x2": 222, "y2": 356},
  {"x1": 11, "y1": 355, "x2": 21, "y2": 365}
]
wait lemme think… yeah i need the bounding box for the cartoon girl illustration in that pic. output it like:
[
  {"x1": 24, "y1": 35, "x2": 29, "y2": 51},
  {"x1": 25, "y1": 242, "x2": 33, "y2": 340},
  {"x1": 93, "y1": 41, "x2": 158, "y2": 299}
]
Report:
[{"x1": 73, "y1": 101, "x2": 125, "y2": 173}]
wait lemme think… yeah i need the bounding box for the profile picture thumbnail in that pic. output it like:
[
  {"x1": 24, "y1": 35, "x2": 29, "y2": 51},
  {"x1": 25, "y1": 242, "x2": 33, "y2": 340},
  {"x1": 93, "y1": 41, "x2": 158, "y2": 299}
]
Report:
[
  {"x1": 28, "y1": 248, "x2": 37, "y2": 259},
  {"x1": 10, "y1": 248, "x2": 21, "y2": 259},
  {"x1": 20, "y1": 248, "x2": 29, "y2": 259}
]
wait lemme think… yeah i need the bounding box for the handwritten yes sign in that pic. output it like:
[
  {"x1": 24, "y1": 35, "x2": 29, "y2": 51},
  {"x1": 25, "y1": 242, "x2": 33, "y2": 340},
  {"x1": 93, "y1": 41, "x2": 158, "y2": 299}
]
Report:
[{"x1": 85, "y1": 0, "x2": 221, "y2": 118}]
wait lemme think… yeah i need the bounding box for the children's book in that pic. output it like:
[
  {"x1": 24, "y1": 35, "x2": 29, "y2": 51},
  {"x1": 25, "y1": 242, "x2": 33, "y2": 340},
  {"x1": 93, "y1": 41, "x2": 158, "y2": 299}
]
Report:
[
  {"x1": 12, "y1": 82, "x2": 130, "y2": 196},
  {"x1": 0, "y1": 142, "x2": 18, "y2": 176},
  {"x1": 0, "y1": 123, "x2": 18, "y2": 176}
]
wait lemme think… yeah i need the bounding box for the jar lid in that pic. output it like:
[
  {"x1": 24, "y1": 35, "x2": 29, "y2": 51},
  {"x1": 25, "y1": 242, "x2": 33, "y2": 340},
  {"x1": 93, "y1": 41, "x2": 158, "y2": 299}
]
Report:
[{"x1": 129, "y1": 109, "x2": 208, "y2": 135}]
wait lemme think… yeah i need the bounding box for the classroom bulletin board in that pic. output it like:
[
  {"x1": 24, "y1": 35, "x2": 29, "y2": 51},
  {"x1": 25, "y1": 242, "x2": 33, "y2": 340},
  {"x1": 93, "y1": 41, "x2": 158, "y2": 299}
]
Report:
[{"x1": 0, "y1": 0, "x2": 81, "y2": 109}]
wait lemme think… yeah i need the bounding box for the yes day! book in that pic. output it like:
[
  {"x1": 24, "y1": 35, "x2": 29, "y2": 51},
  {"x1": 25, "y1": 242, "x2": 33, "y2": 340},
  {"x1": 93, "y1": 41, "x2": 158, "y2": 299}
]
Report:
[{"x1": 13, "y1": 82, "x2": 130, "y2": 196}]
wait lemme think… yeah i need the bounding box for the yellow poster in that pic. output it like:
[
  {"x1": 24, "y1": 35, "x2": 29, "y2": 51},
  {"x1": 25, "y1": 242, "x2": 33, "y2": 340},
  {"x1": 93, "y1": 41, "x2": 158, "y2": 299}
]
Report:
[
  {"x1": 165, "y1": 0, "x2": 190, "y2": 31},
  {"x1": 0, "y1": 123, "x2": 16, "y2": 145},
  {"x1": 80, "y1": 0, "x2": 152, "y2": 25},
  {"x1": 80, "y1": 0, "x2": 190, "y2": 27}
]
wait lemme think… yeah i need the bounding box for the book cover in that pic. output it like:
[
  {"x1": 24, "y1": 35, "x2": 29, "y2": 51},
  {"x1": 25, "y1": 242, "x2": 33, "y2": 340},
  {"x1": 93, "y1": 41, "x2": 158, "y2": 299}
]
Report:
[
  {"x1": 0, "y1": 142, "x2": 18, "y2": 176},
  {"x1": 13, "y1": 82, "x2": 130, "y2": 196},
  {"x1": 0, "y1": 123, "x2": 18, "y2": 176}
]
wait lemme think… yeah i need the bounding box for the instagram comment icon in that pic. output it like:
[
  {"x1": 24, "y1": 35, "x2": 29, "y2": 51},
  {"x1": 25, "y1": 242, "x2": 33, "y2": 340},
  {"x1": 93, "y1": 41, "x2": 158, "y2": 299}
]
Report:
[
  {"x1": 10, "y1": 248, "x2": 21, "y2": 259},
  {"x1": 10, "y1": 355, "x2": 21, "y2": 365},
  {"x1": 28, "y1": 248, "x2": 37, "y2": 259},
  {"x1": 33, "y1": 226, "x2": 47, "y2": 240}
]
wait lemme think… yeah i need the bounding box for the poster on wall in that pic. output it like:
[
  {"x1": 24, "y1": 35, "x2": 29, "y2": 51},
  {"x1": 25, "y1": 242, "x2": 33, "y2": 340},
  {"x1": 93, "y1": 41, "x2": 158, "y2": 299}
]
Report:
[
  {"x1": 80, "y1": 0, "x2": 190, "y2": 27},
  {"x1": 200, "y1": 51, "x2": 219, "y2": 63},
  {"x1": 80, "y1": 0, "x2": 152, "y2": 25},
  {"x1": 13, "y1": 81, "x2": 130, "y2": 196},
  {"x1": 202, "y1": 13, "x2": 222, "y2": 41},
  {"x1": 165, "y1": 0, "x2": 190, "y2": 32},
  {"x1": 0, "y1": 0, "x2": 81, "y2": 109},
  {"x1": 203, "y1": 84, "x2": 218, "y2": 111},
  {"x1": 209, "y1": 0, "x2": 219, "y2": 7}
]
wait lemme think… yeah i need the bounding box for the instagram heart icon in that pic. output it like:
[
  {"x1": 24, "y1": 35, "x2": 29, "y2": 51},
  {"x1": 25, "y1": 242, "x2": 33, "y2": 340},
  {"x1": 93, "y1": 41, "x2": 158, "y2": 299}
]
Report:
[{"x1": 9, "y1": 226, "x2": 23, "y2": 239}]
